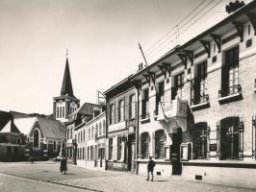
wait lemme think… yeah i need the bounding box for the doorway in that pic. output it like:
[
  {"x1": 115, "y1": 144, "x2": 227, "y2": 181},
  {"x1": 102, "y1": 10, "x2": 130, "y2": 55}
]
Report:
[{"x1": 171, "y1": 128, "x2": 182, "y2": 175}]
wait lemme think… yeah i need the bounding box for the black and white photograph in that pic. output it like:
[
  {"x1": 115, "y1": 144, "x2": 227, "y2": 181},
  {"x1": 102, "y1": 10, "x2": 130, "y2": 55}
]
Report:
[{"x1": 0, "y1": 0, "x2": 256, "y2": 191}]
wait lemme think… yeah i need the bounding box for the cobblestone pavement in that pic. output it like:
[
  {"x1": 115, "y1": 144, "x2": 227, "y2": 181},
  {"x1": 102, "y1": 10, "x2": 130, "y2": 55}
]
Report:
[{"x1": 0, "y1": 161, "x2": 255, "y2": 192}]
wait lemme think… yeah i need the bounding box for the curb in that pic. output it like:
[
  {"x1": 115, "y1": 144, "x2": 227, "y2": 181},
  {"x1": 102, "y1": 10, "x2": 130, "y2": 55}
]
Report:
[{"x1": 0, "y1": 172, "x2": 105, "y2": 192}]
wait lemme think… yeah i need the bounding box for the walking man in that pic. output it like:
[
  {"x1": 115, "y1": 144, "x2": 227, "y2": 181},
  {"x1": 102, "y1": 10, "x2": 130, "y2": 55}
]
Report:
[{"x1": 147, "y1": 156, "x2": 155, "y2": 181}]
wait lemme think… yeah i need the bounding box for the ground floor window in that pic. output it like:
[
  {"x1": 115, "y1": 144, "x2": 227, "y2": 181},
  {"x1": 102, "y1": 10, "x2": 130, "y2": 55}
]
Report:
[
  {"x1": 192, "y1": 122, "x2": 208, "y2": 159},
  {"x1": 155, "y1": 130, "x2": 166, "y2": 159},
  {"x1": 220, "y1": 117, "x2": 241, "y2": 160},
  {"x1": 141, "y1": 132, "x2": 150, "y2": 159},
  {"x1": 109, "y1": 138, "x2": 113, "y2": 160},
  {"x1": 117, "y1": 137, "x2": 122, "y2": 160}
]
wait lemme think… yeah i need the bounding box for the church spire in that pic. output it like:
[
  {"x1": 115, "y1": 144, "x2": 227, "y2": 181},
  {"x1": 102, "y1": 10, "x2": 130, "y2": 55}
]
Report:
[{"x1": 60, "y1": 50, "x2": 74, "y2": 97}]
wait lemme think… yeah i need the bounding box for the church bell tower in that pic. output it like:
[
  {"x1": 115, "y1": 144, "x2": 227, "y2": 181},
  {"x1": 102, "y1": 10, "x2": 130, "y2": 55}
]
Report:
[{"x1": 53, "y1": 52, "x2": 80, "y2": 123}]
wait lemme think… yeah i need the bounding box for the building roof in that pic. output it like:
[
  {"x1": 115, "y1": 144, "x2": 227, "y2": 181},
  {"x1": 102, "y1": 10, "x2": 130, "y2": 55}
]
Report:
[
  {"x1": 131, "y1": 0, "x2": 256, "y2": 80},
  {"x1": 60, "y1": 58, "x2": 74, "y2": 97},
  {"x1": 0, "y1": 111, "x2": 12, "y2": 131},
  {"x1": 14, "y1": 117, "x2": 37, "y2": 135},
  {"x1": 76, "y1": 102, "x2": 100, "y2": 116},
  {"x1": 13, "y1": 117, "x2": 65, "y2": 139},
  {"x1": 36, "y1": 117, "x2": 65, "y2": 139}
]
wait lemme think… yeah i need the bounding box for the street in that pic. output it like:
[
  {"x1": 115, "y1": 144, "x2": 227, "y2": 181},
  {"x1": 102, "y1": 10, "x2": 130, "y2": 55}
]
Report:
[{"x1": 0, "y1": 161, "x2": 255, "y2": 192}]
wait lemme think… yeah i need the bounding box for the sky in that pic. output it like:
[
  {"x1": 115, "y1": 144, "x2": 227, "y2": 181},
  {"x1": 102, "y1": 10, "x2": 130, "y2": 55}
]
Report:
[{"x1": 0, "y1": 0, "x2": 252, "y2": 115}]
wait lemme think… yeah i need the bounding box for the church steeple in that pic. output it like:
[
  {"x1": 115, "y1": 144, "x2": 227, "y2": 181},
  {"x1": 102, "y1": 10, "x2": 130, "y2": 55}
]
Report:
[
  {"x1": 53, "y1": 51, "x2": 80, "y2": 123},
  {"x1": 60, "y1": 57, "x2": 74, "y2": 97}
]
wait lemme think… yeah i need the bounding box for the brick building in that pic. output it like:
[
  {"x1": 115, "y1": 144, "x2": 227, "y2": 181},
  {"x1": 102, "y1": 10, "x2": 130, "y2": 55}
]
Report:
[
  {"x1": 104, "y1": 76, "x2": 138, "y2": 172},
  {"x1": 103, "y1": 0, "x2": 256, "y2": 187}
]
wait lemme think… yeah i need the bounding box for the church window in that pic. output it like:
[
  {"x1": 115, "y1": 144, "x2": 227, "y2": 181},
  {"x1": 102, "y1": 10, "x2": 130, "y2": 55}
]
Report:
[{"x1": 33, "y1": 129, "x2": 40, "y2": 148}]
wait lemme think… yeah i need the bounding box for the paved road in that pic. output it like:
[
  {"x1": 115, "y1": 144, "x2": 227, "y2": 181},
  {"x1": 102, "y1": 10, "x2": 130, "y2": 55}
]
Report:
[
  {"x1": 0, "y1": 161, "x2": 255, "y2": 192},
  {"x1": 0, "y1": 173, "x2": 90, "y2": 192}
]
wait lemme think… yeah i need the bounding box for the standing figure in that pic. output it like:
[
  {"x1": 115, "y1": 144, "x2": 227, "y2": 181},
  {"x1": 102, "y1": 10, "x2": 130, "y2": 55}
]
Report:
[
  {"x1": 60, "y1": 143, "x2": 67, "y2": 175},
  {"x1": 60, "y1": 156, "x2": 67, "y2": 175},
  {"x1": 147, "y1": 156, "x2": 155, "y2": 181}
]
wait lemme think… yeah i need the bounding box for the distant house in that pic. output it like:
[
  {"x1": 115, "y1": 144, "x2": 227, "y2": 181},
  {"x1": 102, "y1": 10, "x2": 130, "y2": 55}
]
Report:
[{"x1": 0, "y1": 111, "x2": 65, "y2": 161}]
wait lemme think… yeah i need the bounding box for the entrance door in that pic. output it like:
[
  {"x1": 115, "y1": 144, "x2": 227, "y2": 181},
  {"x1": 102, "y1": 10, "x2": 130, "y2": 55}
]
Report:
[
  {"x1": 127, "y1": 134, "x2": 135, "y2": 171},
  {"x1": 171, "y1": 128, "x2": 182, "y2": 175}
]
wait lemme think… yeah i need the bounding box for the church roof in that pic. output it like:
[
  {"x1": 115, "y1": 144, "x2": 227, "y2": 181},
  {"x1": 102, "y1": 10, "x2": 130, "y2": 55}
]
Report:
[
  {"x1": 60, "y1": 58, "x2": 74, "y2": 97},
  {"x1": 13, "y1": 117, "x2": 65, "y2": 139},
  {"x1": 36, "y1": 117, "x2": 65, "y2": 139},
  {"x1": 14, "y1": 117, "x2": 37, "y2": 135}
]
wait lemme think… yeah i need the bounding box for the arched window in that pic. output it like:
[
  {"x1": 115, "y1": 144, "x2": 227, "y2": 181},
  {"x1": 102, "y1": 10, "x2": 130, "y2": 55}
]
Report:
[
  {"x1": 155, "y1": 130, "x2": 166, "y2": 159},
  {"x1": 141, "y1": 132, "x2": 150, "y2": 159},
  {"x1": 220, "y1": 117, "x2": 241, "y2": 160},
  {"x1": 53, "y1": 141, "x2": 57, "y2": 151},
  {"x1": 192, "y1": 122, "x2": 208, "y2": 159},
  {"x1": 33, "y1": 129, "x2": 40, "y2": 148}
]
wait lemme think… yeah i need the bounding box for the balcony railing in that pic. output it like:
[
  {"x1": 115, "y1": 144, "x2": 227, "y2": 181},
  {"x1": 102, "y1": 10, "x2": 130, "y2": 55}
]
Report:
[
  {"x1": 191, "y1": 94, "x2": 209, "y2": 106},
  {"x1": 140, "y1": 112, "x2": 150, "y2": 121},
  {"x1": 218, "y1": 84, "x2": 242, "y2": 98},
  {"x1": 218, "y1": 84, "x2": 242, "y2": 103}
]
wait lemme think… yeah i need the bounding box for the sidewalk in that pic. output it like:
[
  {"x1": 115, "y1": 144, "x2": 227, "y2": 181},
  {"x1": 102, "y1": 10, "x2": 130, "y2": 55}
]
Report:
[{"x1": 0, "y1": 161, "x2": 254, "y2": 192}]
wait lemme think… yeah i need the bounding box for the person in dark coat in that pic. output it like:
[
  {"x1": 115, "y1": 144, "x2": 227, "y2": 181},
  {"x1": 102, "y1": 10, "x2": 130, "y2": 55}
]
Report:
[
  {"x1": 60, "y1": 147, "x2": 67, "y2": 175},
  {"x1": 147, "y1": 156, "x2": 155, "y2": 181}
]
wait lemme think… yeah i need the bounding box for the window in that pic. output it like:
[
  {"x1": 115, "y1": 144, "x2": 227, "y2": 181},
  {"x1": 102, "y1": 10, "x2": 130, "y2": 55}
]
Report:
[
  {"x1": 141, "y1": 132, "x2": 150, "y2": 159},
  {"x1": 155, "y1": 130, "x2": 166, "y2": 159},
  {"x1": 172, "y1": 73, "x2": 184, "y2": 100},
  {"x1": 92, "y1": 127, "x2": 94, "y2": 138},
  {"x1": 117, "y1": 137, "x2": 122, "y2": 160},
  {"x1": 96, "y1": 124, "x2": 98, "y2": 137},
  {"x1": 99, "y1": 122, "x2": 102, "y2": 136},
  {"x1": 53, "y1": 141, "x2": 57, "y2": 151},
  {"x1": 109, "y1": 138, "x2": 113, "y2": 160},
  {"x1": 110, "y1": 104, "x2": 115, "y2": 125},
  {"x1": 192, "y1": 62, "x2": 208, "y2": 105},
  {"x1": 142, "y1": 88, "x2": 149, "y2": 119},
  {"x1": 129, "y1": 94, "x2": 136, "y2": 119},
  {"x1": 192, "y1": 122, "x2": 208, "y2": 159},
  {"x1": 118, "y1": 100, "x2": 124, "y2": 122},
  {"x1": 33, "y1": 129, "x2": 39, "y2": 148},
  {"x1": 220, "y1": 117, "x2": 241, "y2": 160},
  {"x1": 155, "y1": 81, "x2": 164, "y2": 115},
  {"x1": 103, "y1": 120, "x2": 106, "y2": 134},
  {"x1": 90, "y1": 146, "x2": 94, "y2": 160},
  {"x1": 220, "y1": 46, "x2": 240, "y2": 97}
]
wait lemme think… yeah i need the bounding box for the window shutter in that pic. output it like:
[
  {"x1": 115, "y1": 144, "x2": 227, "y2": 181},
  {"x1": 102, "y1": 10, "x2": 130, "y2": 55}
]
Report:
[{"x1": 216, "y1": 120, "x2": 221, "y2": 159}]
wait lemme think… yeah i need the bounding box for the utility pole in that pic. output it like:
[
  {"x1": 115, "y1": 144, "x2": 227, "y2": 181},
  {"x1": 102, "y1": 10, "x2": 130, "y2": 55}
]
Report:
[{"x1": 138, "y1": 43, "x2": 149, "y2": 67}]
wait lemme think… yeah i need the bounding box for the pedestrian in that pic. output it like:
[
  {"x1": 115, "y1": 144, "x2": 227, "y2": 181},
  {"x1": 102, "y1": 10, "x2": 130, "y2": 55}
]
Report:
[
  {"x1": 147, "y1": 156, "x2": 155, "y2": 181},
  {"x1": 60, "y1": 155, "x2": 67, "y2": 175}
]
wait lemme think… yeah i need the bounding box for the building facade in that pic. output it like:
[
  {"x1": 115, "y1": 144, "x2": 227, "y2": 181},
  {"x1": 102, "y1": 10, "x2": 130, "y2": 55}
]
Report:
[
  {"x1": 75, "y1": 111, "x2": 106, "y2": 170},
  {"x1": 104, "y1": 77, "x2": 138, "y2": 172},
  {"x1": 103, "y1": 1, "x2": 256, "y2": 187}
]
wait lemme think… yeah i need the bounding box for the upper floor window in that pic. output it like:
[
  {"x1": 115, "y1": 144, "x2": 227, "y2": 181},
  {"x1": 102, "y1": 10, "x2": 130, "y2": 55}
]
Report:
[
  {"x1": 142, "y1": 88, "x2": 149, "y2": 119},
  {"x1": 118, "y1": 99, "x2": 124, "y2": 122},
  {"x1": 103, "y1": 120, "x2": 106, "y2": 134},
  {"x1": 192, "y1": 62, "x2": 208, "y2": 105},
  {"x1": 96, "y1": 124, "x2": 98, "y2": 137},
  {"x1": 129, "y1": 94, "x2": 136, "y2": 119},
  {"x1": 220, "y1": 46, "x2": 240, "y2": 97},
  {"x1": 110, "y1": 104, "x2": 115, "y2": 125},
  {"x1": 172, "y1": 73, "x2": 184, "y2": 100},
  {"x1": 155, "y1": 81, "x2": 164, "y2": 116},
  {"x1": 99, "y1": 122, "x2": 102, "y2": 136}
]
